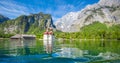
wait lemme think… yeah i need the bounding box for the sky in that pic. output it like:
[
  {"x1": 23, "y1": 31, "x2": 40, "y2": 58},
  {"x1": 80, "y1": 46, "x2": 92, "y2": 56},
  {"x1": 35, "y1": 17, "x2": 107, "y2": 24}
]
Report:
[{"x1": 0, "y1": 0, "x2": 99, "y2": 21}]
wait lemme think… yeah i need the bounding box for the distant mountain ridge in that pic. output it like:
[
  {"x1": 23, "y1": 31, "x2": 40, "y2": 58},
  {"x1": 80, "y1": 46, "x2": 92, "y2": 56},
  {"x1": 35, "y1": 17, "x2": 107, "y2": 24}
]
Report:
[
  {"x1": 0, "y1": 14, "x2": 9, "y2": 23},
  {"x1": 0, "y1": 12, "x2": 56, "y2": 34},
  {"x1": 55, "y1": 0, "x2": 120, "y2": 32}
]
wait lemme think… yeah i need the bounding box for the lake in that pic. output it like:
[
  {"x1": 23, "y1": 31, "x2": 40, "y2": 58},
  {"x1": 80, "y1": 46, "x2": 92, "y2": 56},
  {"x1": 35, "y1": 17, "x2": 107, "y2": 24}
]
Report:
[{"x1": 0, "y1": 39, "x2": 120, "y2": 63}]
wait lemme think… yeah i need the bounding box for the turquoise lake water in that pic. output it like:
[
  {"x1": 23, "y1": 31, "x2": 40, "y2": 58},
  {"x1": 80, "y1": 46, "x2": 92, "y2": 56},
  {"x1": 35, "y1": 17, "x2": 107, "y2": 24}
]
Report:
[{"x1": 0, "y1": 39, "x2": 120, "y2": 63}]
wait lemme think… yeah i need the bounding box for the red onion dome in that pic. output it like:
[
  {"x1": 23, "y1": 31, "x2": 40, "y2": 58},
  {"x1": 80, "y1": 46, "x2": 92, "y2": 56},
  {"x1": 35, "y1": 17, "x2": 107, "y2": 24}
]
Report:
[{"x1": 44, "y1": 31, "x2": 49, "y2": 35}]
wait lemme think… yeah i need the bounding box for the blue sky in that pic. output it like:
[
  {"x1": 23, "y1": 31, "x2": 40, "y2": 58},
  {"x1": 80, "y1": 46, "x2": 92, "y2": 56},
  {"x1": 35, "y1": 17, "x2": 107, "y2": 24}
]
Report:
[{"x1": 0, "y1": 0, "x2": 99, "y2": 21}]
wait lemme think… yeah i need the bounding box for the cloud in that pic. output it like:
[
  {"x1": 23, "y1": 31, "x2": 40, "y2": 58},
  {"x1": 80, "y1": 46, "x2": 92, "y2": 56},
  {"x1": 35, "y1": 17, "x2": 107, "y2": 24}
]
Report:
[
  {"x1": 0, "y1": 0, "x2": 29, "y2": 19},
  {"x1": 0, "y1": 0, "x2": 88, "y2": 21},
  {"x1": 51, "y1": 1, "x2": 86, "y2": 21}
]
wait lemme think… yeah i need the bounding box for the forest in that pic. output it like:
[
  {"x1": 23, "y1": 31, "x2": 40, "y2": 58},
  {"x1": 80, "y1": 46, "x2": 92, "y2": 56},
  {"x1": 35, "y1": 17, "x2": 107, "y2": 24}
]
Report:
[{"x1": 0, "y1": 22, "x2": 120, "y2": 39}]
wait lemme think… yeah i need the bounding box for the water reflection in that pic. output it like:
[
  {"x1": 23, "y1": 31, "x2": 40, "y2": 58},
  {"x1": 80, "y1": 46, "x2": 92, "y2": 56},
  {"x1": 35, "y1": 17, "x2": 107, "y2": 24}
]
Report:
[
  {"x1": 0, "y1": 39, "x2": 120, "y2": 63},
  {"x1": 98, "y1": 52, "x2": 120, "y2": 60},
  {"x1": 99, "y1": 40, "x2": 105, "y2": 47},
  {"x1": 43, "y1": 41, "x2": 54, "y2": 54},
  {"x1": 9, "y1": 39, "x2": 36, "y2": 56},
  {"x1": 53, "y1": 40, "x2": 120, "y2": 62},
  {"x1": 52, "y1": 47, "x2": 89, "y2": 58}
]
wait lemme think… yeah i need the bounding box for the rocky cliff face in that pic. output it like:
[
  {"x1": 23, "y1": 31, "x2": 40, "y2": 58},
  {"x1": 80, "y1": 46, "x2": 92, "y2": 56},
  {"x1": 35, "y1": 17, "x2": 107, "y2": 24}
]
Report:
[
  {"x1": 0, "y1": 14, "x2": 9, "y2": 23},
  {"x1": 55, "y1": 0, "x2": 120, "y2": 32},
  {"x1": 0, "y1": 12, "x2": 55, "y2": 34}
]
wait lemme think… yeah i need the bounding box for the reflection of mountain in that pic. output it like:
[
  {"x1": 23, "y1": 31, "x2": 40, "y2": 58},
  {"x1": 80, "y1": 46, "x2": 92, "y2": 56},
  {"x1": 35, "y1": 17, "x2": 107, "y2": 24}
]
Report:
[
  {"x1": 9, "y1": 39, "x2": 36, "y2": 56},
  {"x1": 52, "y1": 47, "x2": 120, "y2": 62},
  {"x1": 52, "y1": 48, "x2": 89, "y2": 58},
  {"x1": 89, "y1": 52, "x2": 120, "y2": 62},
  {"x1": 98, "y1": 52, "x2": 120, "y2": 60}
]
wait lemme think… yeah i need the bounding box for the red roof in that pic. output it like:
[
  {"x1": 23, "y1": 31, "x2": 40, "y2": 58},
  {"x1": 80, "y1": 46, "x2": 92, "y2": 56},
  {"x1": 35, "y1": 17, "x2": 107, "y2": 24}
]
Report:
[{"x1": 44, "y1": 31, "x2": 49, "y2": 35}]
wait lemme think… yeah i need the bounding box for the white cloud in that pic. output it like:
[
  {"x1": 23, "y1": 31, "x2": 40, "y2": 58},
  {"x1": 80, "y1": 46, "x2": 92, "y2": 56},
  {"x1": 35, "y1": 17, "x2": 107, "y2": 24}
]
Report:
[
  {"x1": 0, "y1": 0, "x2": 87, "y2": 21},
  {"x1": 51, "y1": 0, "x2": 86, "y2": 20},
  {"x1": 0, "y1": 0, "x2": 29, "y2": 19}
]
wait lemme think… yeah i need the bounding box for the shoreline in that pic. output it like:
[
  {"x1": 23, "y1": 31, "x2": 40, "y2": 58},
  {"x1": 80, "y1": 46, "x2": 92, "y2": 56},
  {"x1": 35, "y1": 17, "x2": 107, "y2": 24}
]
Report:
[
  {"x1": 39, "y1": 38, "x2": 119, "y2": 40},
  {"x1": 0, "y1": 38, "x2": 119, "y2": 41}
]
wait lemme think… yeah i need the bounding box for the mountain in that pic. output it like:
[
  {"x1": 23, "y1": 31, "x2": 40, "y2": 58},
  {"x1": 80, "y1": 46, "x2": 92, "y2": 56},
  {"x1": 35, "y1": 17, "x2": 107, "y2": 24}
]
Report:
[
  {"x1": 0, "y1": 12, "x2": 56, "y2": 34},
  {"x1": 55, "y1": 0, "x2": 120, "y2": 32},
  {"x1": 55, "y1": 22, "x2": 120, "y2": 39},
  {"x1": 0, "y1": 14, "x2": 9, "y2": 23}
]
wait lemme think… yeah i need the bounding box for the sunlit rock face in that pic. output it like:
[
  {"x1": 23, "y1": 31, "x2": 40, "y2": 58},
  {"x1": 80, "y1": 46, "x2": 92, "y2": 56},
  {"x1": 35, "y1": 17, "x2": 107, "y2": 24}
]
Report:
[
  {"x1": 55, "y1": 0, "x2": 120, "y2": 32},
  {"x1": 99, "y1": 0, "x2": 120, "y2": 7},
  {"x1": 0, "y1": 12, "x2": 56, "y2": 34},
  {"x1": 55, "y1": 12, "x2": 80, "y2": 32}
]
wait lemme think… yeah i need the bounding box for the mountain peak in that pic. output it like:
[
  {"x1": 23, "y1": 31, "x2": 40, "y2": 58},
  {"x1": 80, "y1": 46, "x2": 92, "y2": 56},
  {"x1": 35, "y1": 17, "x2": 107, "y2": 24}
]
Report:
[
  {"x1": 0, "y1": 12, "x2": 55, "y2": 34},
  {"x1": 55, "y1": 0, "x2": 120, "y2": 32},
  {"x1": 0, "y1": 14, "x2": 9, "y2": 23},
  {"x1": 99, "y1": 0, "x2": 120, "y2": 7}
]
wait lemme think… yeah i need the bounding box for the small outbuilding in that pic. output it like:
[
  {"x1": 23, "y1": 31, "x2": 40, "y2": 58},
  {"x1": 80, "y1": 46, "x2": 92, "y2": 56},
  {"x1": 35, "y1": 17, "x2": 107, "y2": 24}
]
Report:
[{"x1": 10, "y1": 34, "x2": 36, "y2": 39}]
